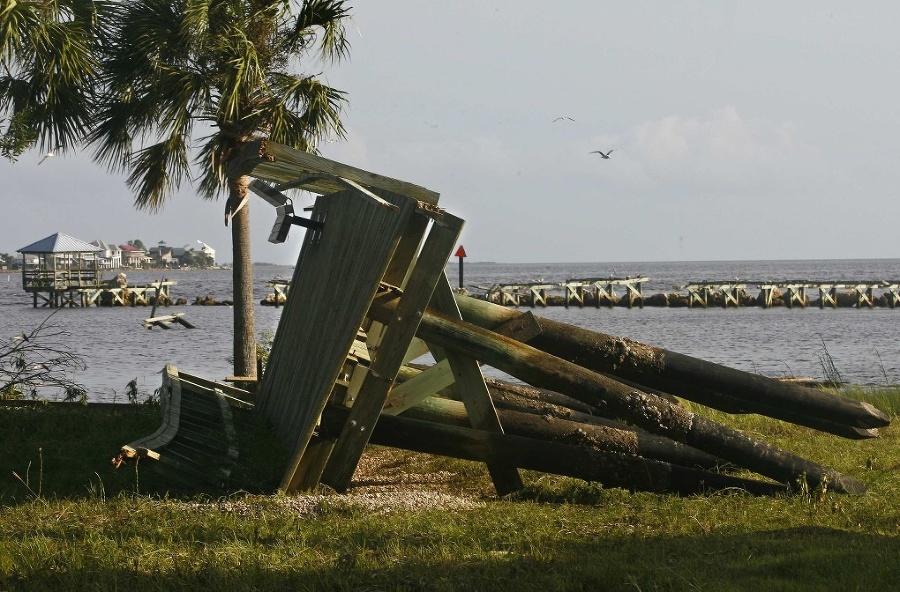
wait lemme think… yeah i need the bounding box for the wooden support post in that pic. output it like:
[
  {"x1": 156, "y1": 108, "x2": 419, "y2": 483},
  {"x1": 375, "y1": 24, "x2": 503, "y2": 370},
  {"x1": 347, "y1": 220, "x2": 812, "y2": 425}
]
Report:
[
  {"x1": 721, "y1": 285, "x2": 742, "y2": 308},
  {"x1": 854, "y1": 284, "x2": 875, "y2": 308},
  {"x1": 884, "y1": 284, "x2": 900, "y2": 308},
  {"x1": 687, "y1": 285, "x2": 707, "y2": 309},
  {"x1": 401, "y1": 395, "x2": 726, "y2": 472},
  {"x1": 625, "y1": 279, "x2": 644, "y2": 309},
  {"x1": 500, "y1": 288, "x2": 520, "y2": 307},
  {"x1": 563, "y1": 283, "x2": 584, "y2": 309},
  {"x1": 759, "y1": 285, "x2": 774, "y2": 308},
  {"x1": 594, "y1": 282, "x2": 615, "y2": 308},
  {"x1": 426, "y1": 273, "x2": 524, "y2": 495}
]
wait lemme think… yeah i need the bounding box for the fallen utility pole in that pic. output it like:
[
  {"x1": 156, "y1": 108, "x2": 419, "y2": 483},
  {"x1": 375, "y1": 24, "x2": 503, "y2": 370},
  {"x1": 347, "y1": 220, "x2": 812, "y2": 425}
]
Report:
[
  {"x1": 318, "y1": 406, "x2": 785, "y2": 497},
  {"x1": 368, "y1": 291, "x2": 866, "y2": 494},
  {"x1": 452, "y1": 294, "x2": 889, "y2": 434},
  {"x1": 401, "y1": 395, "x2": 727, "y2": 472}
]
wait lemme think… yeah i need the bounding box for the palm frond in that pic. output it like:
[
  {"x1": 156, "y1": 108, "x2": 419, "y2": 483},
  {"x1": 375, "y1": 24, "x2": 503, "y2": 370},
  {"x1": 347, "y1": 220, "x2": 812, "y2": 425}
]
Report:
[
  {"x1": 269, "y1": 73, "x2": 345, "y2": 141},
  {"x1": 291, "y1": 0, "x2": 351, "y2": 62},
  {"x1": 0, "y1": 0, "x2": 101, "y2": 156},
  {"x1": 0, "y1": 0, "x2": 40, "y2": 62},
  {"x1": 194, "y1": 132, "x2": 238, "y2": 199},
  {"x1": 126, "y1": 134, "x2": 190, "y2": 212}
]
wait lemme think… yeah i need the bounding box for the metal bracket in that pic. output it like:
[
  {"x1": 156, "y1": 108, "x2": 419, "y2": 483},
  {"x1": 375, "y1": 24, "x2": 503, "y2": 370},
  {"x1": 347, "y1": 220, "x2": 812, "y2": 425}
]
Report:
[{"x1": 250, "y1": 180, "x2": 325, "y2": 244}]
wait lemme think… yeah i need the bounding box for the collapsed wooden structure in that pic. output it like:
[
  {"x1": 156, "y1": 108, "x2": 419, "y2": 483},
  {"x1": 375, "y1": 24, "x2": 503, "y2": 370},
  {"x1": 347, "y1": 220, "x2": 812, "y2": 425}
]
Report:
[{"x1": 121, "y1": 141, "x2": 890, "y2": 497}]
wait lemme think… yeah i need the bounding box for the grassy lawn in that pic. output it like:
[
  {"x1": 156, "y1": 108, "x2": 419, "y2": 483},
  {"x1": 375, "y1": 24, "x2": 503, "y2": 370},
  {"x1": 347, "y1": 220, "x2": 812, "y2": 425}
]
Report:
[{"x1": 1, "y1": 392, "x2": 899, "y2": 591}]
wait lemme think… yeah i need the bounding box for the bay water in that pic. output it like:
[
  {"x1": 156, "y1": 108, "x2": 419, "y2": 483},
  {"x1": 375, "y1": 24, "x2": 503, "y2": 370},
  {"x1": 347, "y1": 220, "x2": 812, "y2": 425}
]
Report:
[{"x1": 2, "y1": 258, "x2": 899, "y2": 402}]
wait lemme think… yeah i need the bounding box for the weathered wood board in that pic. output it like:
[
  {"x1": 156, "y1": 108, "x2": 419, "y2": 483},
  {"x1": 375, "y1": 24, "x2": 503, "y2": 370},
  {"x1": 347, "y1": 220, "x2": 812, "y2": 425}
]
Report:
[{"x1": 254, "y1": 187, "x2": 418, "y2": 491}]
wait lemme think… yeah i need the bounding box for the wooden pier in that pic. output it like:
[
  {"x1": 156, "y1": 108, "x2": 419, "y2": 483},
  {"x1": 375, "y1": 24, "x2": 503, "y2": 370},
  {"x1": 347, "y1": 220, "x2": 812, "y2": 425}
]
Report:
[
  {"x1": 474, "y1": 278, "x2": 900, "y2": 309},
  {"x1": 692, "y1": 280, "x2": 897, "y2": 309},
  {"x1": 564, "y1": 277, "x2": 649, "y2": 308},
  {"x1": 17, "y1": 233, "x2": 178, "y2": 308},
  {"x1": 262, "y1": 275, "x2": 900, "y2": 310},
  {"x1": 476, "y1": 277, "x2": 650, "y2": 309},
  {"x1": 21, "y1": 269, "x2": 175, "y2": 308}
]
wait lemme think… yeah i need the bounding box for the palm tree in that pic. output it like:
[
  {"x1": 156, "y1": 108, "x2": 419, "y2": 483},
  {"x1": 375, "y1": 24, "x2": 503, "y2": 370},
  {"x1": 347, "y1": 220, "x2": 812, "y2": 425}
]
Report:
[
  {"x1": 0, "y1": 0, "x2": 104, "y2": 160},
  {"x1": 3, "y1": 0, "x2": 351, "y2": 380},
  {"x1": 0, "y1": 0, "x2": 349, "y2": 376}
]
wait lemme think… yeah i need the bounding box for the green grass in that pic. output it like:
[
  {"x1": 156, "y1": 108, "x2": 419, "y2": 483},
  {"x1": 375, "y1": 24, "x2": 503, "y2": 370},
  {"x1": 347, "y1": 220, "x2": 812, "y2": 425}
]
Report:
[{"x1": 1, "y1": 390, "x2": 900, "y2": 591}]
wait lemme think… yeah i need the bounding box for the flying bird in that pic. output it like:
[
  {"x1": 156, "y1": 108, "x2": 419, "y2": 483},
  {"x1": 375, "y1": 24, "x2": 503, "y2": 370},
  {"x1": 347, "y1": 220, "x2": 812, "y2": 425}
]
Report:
[
  {"x1": 37, "y1": 144, "x2": 63, "y2": 165},
  {"x1": 553, "y1": 116, "x2": 575, "y2": 122},
  {"x1": 590, "y1": 149, "x2": 615, "y2": 159}
]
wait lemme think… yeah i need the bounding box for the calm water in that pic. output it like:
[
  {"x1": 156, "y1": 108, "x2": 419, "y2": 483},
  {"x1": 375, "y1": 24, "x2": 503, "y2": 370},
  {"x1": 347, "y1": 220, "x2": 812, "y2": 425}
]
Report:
[{"x1": 2, "y1": 259, "x2": 899, "y2": 402}]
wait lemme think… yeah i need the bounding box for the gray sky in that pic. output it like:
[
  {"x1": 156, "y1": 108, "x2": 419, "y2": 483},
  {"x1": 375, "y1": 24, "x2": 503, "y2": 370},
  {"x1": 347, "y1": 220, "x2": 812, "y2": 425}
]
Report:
[{"x1": 4, "y1": 1, "x2": 899, "y2": 264}]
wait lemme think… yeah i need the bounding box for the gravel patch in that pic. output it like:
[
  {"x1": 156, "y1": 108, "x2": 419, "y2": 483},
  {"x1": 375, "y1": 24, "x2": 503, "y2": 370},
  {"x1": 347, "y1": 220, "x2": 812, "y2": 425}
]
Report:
[{"x1": 176, "y1": 447, "x2": 486, "y2": 517}]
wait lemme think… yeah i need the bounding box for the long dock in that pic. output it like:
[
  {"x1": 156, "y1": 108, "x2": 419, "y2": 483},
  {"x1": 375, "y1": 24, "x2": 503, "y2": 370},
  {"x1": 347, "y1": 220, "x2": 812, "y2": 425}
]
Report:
[
  {"x1": 265, "y1": 276, "x2": 900, "y2": 309},
  {"x1": 477, "y1": 277, "x2": 650, "y2": 309},
  {"x1": 472, "y1": 278, "x2": 900, "y2": 309}
]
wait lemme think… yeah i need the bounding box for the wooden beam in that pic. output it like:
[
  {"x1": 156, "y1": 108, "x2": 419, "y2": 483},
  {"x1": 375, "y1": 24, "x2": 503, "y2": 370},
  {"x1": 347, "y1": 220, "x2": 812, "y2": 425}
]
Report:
[
  {"x1": 451, "y1": 294, "x2": 889, "y2": 432},
  {"x1": 428, "y1": 273, "x2": 523, "y2": 495},
  {"x1": 317, "y1": 406, "x2": 786, "y2": 497},
  {"x1": 229, "y1": 139, "x2": 440, "y2": 205},
  {"x1": 382, "y1": 358, "x2": 455, "y2": 415}
]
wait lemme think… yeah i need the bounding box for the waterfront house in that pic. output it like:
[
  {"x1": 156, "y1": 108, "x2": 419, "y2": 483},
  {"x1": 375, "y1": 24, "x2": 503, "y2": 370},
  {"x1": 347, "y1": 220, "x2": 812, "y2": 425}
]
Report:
[
  {"x1": 148, "y1": 242, "x2": 177, "y2": 268},
  {"x1": 196, "y1": 240, "x2": 216, "y2": 265},
  {"x1": 119, "y1": 243, "x2": 150, "y2": 268},
  {"x1": 91, "y1": 240, "x2": 123, "y2": 269}
]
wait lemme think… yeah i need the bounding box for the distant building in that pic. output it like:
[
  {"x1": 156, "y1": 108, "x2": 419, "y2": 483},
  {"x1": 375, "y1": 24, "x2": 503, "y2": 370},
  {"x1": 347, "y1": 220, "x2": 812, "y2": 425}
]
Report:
[
  {"x1": 91, "y1": 240, "x2": 122, "y2": 269},
  {"x1": 148, "y1": 242, "x2": 177, "y2": 268},
  {"x1": 118, "y1": 243, "x2": 150, "y2": 268},
  {"x1": 196, "y1": 240, "x2": 216, "y2": 265}
]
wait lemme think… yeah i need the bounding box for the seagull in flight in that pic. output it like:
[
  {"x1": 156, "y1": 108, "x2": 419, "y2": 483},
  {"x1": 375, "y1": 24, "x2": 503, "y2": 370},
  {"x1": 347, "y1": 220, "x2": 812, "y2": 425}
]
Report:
[
  {"x1": 553, "y1": 116, "x2": 575, "y2": 122},
  {"x1": 37, "y1": 145, "x2": 63, "y2": 165},
  {"x1": 590, "y1": 149, "x2": 615, "y2": 159}
]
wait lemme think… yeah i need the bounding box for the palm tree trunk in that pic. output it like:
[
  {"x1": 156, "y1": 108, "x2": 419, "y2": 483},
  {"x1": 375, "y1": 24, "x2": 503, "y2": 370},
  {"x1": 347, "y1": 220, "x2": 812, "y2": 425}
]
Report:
[{"x1": 230, "y1": 175, "x2": 257, "y2": 379}]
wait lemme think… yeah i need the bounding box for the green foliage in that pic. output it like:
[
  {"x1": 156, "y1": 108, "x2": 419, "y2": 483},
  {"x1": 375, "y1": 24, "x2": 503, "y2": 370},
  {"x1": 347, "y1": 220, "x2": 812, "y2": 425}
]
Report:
[
  {"x1": 125, "y1": 378, "x2": 139, "y2": 404},
  {"x1": 256, "y1": 330, "x2": 275, "y2": 374},
  {"x1": 2, "y1": 315, "x2": 88, "y2": 401},
  {"x1": 88, "y1": 0, "x2": 350, "y2": 210},
  {"x1": 62, "y1": 385, "x2": 88, "y2": 405},
  {"x1": 816, "y1": 336, "x2": 844, "y2": 386},
  {"x1": 0, "y1": 113, "x2": 38, "y2": 161},
  {"x1": 0, "y1": 0, "x2": 104, "y2": 159},
  {"x1": 2, "y1": 1, "x2": 353, "y2": 379}
]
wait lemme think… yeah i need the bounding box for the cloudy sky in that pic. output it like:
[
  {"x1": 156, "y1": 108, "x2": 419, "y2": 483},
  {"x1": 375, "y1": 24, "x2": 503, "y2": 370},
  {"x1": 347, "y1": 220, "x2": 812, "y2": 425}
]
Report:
[{"x1": 4, "y1": 1, "x2": 899, "y2": 264}]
